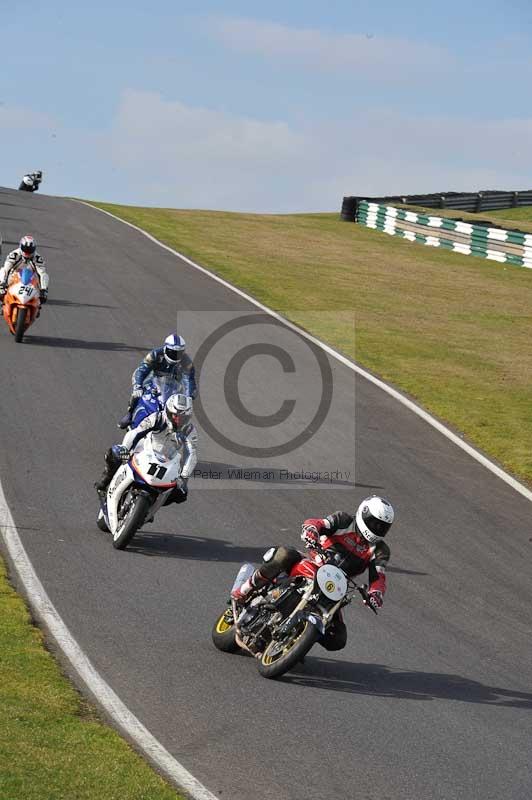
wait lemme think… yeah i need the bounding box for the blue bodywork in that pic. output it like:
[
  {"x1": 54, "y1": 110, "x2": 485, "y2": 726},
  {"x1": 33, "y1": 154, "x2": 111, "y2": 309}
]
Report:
[
  {"x1": 130, "y1": 375, "x2": 191, "y2": 430},
  {"x1": 19, "y1": 266, "x2": 35, "y2": 285},
  {"x1": 131, "y1": 382, "x2": 162, "y2": 428}
]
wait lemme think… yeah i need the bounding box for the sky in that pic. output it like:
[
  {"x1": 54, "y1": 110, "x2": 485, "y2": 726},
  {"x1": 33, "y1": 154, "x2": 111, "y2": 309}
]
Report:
[{"x1": 1, "y1": 0, "x2": 531, "y2": 212}]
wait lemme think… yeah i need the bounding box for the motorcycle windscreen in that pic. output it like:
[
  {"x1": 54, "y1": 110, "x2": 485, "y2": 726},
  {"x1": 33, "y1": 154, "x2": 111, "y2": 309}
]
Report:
[
  {"x1": 136, "y1": 435, "x2": 180, "y2": 462},
  {"x1": 155, "y1": 374, "x2": 183, "y2": 403}
]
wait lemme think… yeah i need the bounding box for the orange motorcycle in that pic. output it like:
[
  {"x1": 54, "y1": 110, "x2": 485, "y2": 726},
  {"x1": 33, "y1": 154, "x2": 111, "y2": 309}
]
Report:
[{"x1": 2, "y1": 265, "x2": 42, "y2": 342}]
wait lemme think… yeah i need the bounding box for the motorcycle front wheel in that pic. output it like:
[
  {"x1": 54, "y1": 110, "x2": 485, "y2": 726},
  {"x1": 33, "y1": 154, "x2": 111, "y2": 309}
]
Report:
[
  {"x1": 258, "y1": 619, "x2": 318, "y2": 679},
  {"x1": 96, "y1": 509, "x2": 110, "y2": 532},
  {"x1": 14, "y1": 307, "x2": 27, "y2": 342},
  {"x1": 211, "y1": 608, "x2": 238, "y2": 653},
  {"x1": 112, "y1": 492, "x2": 151, "y2": 550}
]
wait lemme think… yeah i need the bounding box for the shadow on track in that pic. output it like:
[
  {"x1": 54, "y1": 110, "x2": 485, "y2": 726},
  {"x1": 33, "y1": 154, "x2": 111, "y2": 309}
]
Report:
[
  {"x1": 46, "y1": 298, "x2": 117, "y2": 310},
  {"x1": 281, "y1": 658, "x2": 532, "y2": 708},
  {"x1": 26, "y1": 335, "x2": 150, "y2": 352},
  {"x1": 387, "y1": 566, "x2": 430, "y2": 576},
  {"x1": 127, "y1": 531, "x2": 267, "y2": 562}
]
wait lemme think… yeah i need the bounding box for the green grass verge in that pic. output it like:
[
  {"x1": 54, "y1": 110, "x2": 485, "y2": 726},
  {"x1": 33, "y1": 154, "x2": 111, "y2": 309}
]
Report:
[
  {"x1": 90, "y1": 201, "x2": 532, "y2": 485},
  {"x1": 0, "y1": 557, "x2": 183, "y2": 800}
]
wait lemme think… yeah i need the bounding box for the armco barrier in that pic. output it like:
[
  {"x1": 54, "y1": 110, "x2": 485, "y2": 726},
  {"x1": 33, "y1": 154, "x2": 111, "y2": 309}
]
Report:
[
  {"x1": 341, "y1": 189, "x2": 532, "y2": 220},
  {"x1": 356, "y1": 201, "x2": 532, "y2": 268}
]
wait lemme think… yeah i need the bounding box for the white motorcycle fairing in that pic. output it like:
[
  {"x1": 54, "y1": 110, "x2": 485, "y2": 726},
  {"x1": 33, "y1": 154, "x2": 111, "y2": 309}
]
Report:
[
  {"x1": 316, "y1": 564, "x2": 348, "y2": 601},
  {"x1": 105, "y1": 432, "x2": 183, "y2": 536},
  {"x1": 9, "y1": 280, "x2": 38, "y2": 305}
]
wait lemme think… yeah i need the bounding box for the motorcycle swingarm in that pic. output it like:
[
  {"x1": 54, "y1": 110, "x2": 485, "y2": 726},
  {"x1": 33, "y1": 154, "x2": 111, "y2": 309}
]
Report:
[{"x1": 273, "y1": 609, "x2": 326, "y2": 640}]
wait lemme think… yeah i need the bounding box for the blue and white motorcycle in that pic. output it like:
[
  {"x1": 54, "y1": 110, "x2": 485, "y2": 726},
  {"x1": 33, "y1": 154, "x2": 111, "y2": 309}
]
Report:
[
  {"x1": 96, "y1": 432, "x2": 186, "y2": 550},
  {"x1": 128, "y1": 375, "x2": 188, "y2": 430}
]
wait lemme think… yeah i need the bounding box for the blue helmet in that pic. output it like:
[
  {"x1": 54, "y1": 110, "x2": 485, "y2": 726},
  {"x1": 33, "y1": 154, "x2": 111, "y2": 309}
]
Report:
[{"x1": 164, "y1": 333, "x2": 186, "y2": 365}]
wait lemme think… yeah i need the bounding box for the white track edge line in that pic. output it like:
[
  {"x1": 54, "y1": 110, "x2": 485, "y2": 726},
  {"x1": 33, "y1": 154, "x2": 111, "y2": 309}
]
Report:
[
  {"x1": 0, "y1": 482, "x2": 219, "y2": 800},
  {"x1": 78, "y1": 199, "x2": 532, "y2": 504}
]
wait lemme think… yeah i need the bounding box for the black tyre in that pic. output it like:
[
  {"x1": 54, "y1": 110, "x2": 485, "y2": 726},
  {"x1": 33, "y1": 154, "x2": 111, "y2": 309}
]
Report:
[
  {"x1": 212, "y1": 609, "x2": 238, "y2": 653},
  {"x1": 258, "y1": 619, "x2": 318, "y2": 679},
  {"x1": 96, "y1": 510, "x2": 110, "y2": 532},
  {"x1": 112, "y1": 493, "x2": 151, "y2": 550},
  {"x1": 14, "y1": 307, "x2": 27, "y2": 342}
]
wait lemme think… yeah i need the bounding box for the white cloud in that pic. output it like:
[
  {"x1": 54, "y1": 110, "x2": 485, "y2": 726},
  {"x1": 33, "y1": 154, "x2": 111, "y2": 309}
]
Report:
[
  {"x1": 210, "y1": 17, "x2": 454, "y2": 81},
  {"x1": 105, "y1": 89, "x2": 307, "y2": 210},
  {"x1": 110, "y1": 89, "x2": 303, "y2": 164},
  {"x1": 102, "y1": 91, "x2": 532, "y2": 211}
]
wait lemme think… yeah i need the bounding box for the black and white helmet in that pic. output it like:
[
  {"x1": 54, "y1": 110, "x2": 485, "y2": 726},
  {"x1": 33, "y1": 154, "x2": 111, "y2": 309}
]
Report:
[
  {"x1": 163, "y1": 393, "x2": 192, "y2": 433},
  {"x1": 355, "y1": 496, "x2": 394, "y2": 544}
]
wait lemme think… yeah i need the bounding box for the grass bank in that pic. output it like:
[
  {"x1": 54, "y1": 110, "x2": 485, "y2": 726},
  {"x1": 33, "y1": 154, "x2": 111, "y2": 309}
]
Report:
[
  {"x1": 0, "y1": 557, "x2": 183, "y2": 800},
  {"x1": 90, "y1": 201, "x2": 532, "y2": 485}
]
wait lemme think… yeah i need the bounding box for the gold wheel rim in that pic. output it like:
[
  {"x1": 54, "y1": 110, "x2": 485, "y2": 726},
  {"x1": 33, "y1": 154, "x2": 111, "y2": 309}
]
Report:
[
  {"x1": 215, "y1": 613, "x2": 233, "y2": 634},
  {"x1": 262, "y1": 621, "x2": 308, "y2": 665}
]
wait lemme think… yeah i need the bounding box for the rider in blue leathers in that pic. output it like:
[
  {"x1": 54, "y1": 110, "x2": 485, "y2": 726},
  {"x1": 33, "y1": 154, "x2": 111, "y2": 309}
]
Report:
[{"x1": 118, "y1": 333, "x2": 197, "y2": 429}]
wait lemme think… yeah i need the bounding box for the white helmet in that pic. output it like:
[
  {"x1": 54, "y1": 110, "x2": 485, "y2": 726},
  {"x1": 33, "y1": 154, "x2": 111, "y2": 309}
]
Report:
[
  {"x1": 355, "y1": 496, "x2": 394, "y2": 544},
  {"x1": 164, "y1": 333, "x2": 186, "y2": 365},
  {"x1": 164, "y1": 393, "x2": 192, "y2": 432}
]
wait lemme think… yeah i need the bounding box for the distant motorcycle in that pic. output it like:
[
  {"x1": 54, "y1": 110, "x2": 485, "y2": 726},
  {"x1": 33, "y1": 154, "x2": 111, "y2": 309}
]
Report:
[
  {"x1": 96, "y1": 430, "x2": 186, "y2": 550},
  {"x1": 212, "y1": 543, "x2": 377, "y2": 679},
  {"x1": 2, "y1": 265, "x2": 41, "y2": 342},
  {"x1": 18, "y1": 173, "x2": 42, "y2": 193}
]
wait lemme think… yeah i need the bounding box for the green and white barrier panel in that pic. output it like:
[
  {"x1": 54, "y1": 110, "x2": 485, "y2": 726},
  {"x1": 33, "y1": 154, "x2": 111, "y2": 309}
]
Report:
[{"x1": 356, "y1": 201, "x2": 532, "y2": 268}]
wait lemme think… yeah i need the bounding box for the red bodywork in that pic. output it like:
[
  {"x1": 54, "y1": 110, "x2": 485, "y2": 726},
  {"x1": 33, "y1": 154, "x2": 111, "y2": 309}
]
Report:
[{"x1": 289, "y1": 556, "x2": 320, "y2": 580}]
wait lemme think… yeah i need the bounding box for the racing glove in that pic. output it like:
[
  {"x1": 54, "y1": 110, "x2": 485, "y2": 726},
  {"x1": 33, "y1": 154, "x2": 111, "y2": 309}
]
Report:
[
  {"x1": 111, "y1": 444, "x2": 130, "y2": 463},
  {"x1": 39, "y1": 289, "x2": 48, "y2": 304},
  {"x1": 131, "y1": 385, "x2": 143, "y2": 400},
  {"x1": 366, "y1": 590, "x2": 383, "y2": 611},
  {"x1": 301, "y1": 524, "x2": 319, "y2": 549}
]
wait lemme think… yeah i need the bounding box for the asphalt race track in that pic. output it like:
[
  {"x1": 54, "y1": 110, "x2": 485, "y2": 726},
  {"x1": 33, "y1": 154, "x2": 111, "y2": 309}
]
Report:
[{"x1": 1, "y1": 187, "x2": 531, "y2": 800}]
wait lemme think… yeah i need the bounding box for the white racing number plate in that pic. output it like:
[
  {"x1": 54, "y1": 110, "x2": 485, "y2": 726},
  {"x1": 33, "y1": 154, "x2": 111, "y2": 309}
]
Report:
[{"x1": 316, "y1": 565, "x2": 348, "y2": 601}]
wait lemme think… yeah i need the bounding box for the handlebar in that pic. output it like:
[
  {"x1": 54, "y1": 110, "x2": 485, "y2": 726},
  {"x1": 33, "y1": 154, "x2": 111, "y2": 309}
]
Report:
[
  {"x1": 355, "y1": 583, "x2": 378, "y2": 614},
  {"x1": 308, "y1": 541, "x2": 378, "y2": 615}
]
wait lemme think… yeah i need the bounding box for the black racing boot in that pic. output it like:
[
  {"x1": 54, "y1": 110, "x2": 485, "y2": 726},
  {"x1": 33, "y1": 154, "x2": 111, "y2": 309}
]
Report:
[
  {"x1": 117, "y1": 410, "x2": 132, "y2": 430},
  {"x1": 94, "y1": 470, "x2": 112, "y2": 492},
  {"x1": 94, "y1": 447, "x2": 121, "y2": 491}
]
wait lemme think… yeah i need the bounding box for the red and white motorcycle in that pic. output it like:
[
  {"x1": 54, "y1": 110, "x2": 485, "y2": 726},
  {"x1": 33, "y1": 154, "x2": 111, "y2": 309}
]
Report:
[
  {"x1": 96, "y1": 433, "x2": 185, "y2": 550},
  {"x1": 212, "y1": 543, "x2": 376, "y2": 679}
]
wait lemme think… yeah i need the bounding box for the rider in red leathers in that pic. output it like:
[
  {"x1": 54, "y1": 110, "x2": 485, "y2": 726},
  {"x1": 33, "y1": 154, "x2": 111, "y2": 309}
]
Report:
[{"x1": 231, "y1": 496, "x2": 394, "y2": 651}]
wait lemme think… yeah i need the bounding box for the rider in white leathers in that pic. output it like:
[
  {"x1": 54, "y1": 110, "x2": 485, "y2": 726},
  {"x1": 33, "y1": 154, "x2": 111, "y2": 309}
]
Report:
[
  {"x1": 95, "y1": 394, "x2": 198, "y2": 503},
  {"x1": 0, "y1": 235, "x2": 49, "y2": 303}
]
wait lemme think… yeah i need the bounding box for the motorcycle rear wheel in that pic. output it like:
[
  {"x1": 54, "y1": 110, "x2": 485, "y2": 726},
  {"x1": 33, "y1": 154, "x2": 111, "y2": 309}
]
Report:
[
  {"x1": 258, "y1": 619, "x2": 318, "y2": 679},
  {"x1": 212, "y1": 609, "x2": 238, "y2": 653},
  {"x1": 112, "y1": 493, "x2": 150, "y2": 550},
  {"x1": 14, "y1": 307, "x2": 27, "y2": 342}
]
